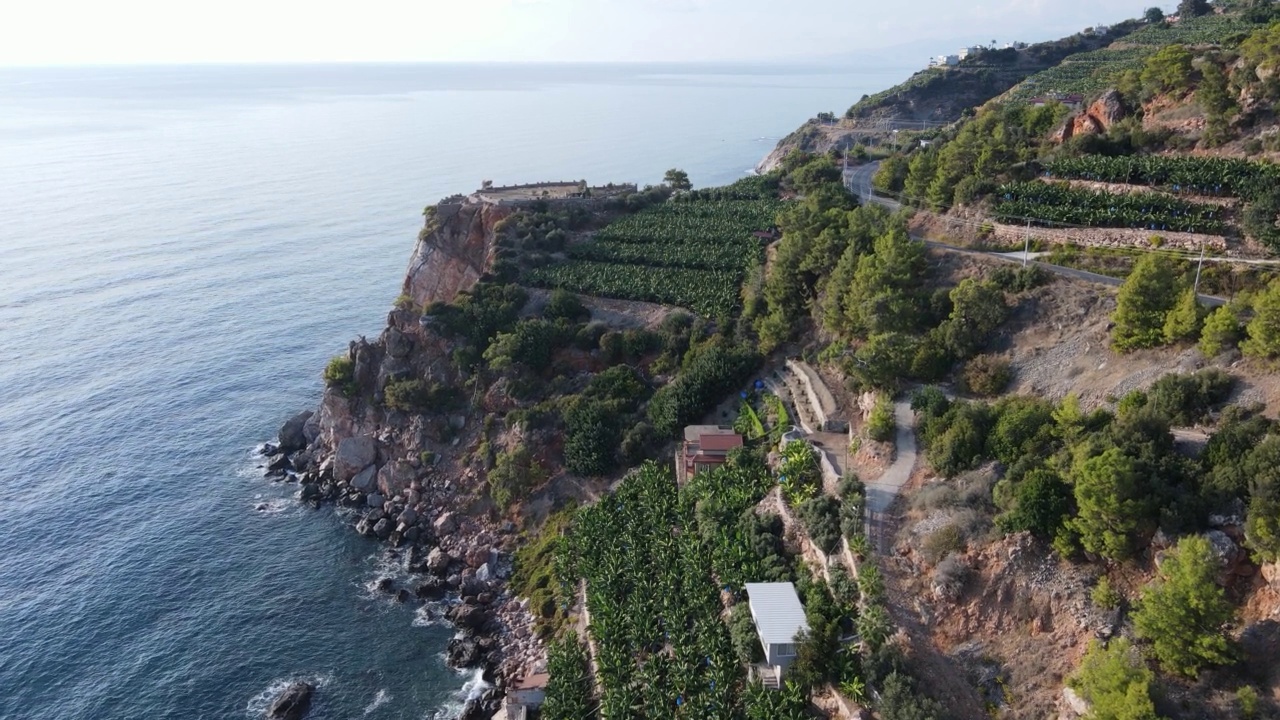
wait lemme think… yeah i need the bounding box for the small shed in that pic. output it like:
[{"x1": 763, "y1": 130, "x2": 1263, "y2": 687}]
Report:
[
  {"x1": 744, "y1": 582, "x2": 810, "y2": 681},
  {"x1": 509, "y1": 673, "x2": 548, "y2": 708}
]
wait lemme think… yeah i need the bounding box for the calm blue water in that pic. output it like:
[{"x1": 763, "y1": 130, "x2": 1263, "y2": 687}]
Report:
[{"x1": 0, "y1": 62, "x2": 909, "y2": 719}]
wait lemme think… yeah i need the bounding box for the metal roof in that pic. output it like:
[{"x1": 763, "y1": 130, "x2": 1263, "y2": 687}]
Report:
[{"x1": 744, "y1": 582, "x2": 809, "y2": 646}]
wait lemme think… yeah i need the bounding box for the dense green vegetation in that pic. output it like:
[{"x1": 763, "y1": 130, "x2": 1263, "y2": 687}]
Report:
[
  {"x1": 1003, "y1": 11, "x2": 1269, "y2": 103},
  {"x1": 543, "y1": 632, "x2": 596, "y2": 719},
  {"x1": 914, "y1": 367, "x2": 1258, "y2": 562},
  {"x1": 525, "y1": 261, "x2": 745, "y2": 318}
]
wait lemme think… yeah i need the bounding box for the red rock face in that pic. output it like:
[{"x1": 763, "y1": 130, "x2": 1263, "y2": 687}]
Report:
[
  {"x1": 402, "y1": 201, "x2": 514, "y2": 308},
  {"x1": 1052, "y1": 89, "x2": 1128, "y2": 143}
]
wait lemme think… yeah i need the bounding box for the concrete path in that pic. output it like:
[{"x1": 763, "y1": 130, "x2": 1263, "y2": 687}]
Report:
[{"x1": 863, "y1": 401, "x2": 917, "y2": 553}]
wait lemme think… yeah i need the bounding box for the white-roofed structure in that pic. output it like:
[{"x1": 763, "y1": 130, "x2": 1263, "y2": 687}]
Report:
[{"x1": 744, "y1": 582, "x2": 810, "y2": 687}]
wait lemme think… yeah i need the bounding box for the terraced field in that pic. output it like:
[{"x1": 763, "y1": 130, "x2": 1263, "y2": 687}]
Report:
[
  {"x1": 524, "y1": 196, "x2": 785, "y2": 317},
  {"x1": 1004, "y1": 14, "x2": 1267, "y2": 104}
]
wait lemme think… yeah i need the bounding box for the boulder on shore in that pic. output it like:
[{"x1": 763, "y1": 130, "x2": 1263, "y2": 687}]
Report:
[
  {"x1": 334, "y1": 436, "x2": 377, "y2": 481},
  {"x1": 434, "y1": 512, "x2": 457, "y2": 535},
  {"x1": 446, "y1": 636, "x2": 482, "y2": 668},
  {"x1": 448, "y1": 602, "x2": 491, "y2": 630},
  {"x1": 266, "y1": 681, "x2": 313, "y2": 720},
  {"x1": 350, "y1": 465, "x2": 377, "y2": 493},
  {"x1": 277, "y1": 411, "x2": 314, "y2": 455},
  {"x1": 426, "y1": 547, "x2": 452, "y2": 574}
]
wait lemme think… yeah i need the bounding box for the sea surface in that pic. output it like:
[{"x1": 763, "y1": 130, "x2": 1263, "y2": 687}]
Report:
[{"x1": 0, "y1": 62, "x2": 910, "y2": 719}]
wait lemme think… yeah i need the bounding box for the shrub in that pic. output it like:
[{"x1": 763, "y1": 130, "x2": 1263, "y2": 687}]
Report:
[
  {"x1": 1238, "y1": 686, "x2": 1260, "y2": 720},
  {"x1": 323, "y1": 355, "x2": 356, "y2": 395},
  {"x1": 797, "y1": 496, "x2": 843, "y2": 554},
  {"x1": 729, "y1": 602, "x2": 764, "y2": 664},
  {"x1": 1091, "y1": 576, "x2": 1123, "y2": 610},
  {"x1": 646, "y1": 344, "x2": 760, "y2": 438},
  {"x1": 933, "y1": 553, "x2": 969, "y2": 594},
  {"x1": 988, "y1": 395, "x2": 1056, "y2": 465},
  {"x1": 999, "y1": 469, "x2": 1072, "y2": 539},
  {"x1": 383, "y1": 379, "x2": 427, "y2": 412},
  {"x1": 543, "y1": 288, "x2": 590, "y2": 322},
  {"x1": 942, "y1": 279, "x2": 1008, "y2": 359},
  {"x1": 962, "y1": 355, "x2": 1012, "y2": 397},
  {"x1": 383, "y1": 378, "x2": 461, "y2": 413},
  {"x1": 922, "y1": 524, "x2": 965, "y2": 564},
  {"x1": 1145, "y1": 369, "x2": 1234, "y2": 426},
  {"x1": 868, "y1": 396, "x2": 896, "y2": 442},
  {"x1": 487, "y1": 444, "x2": 547, "y2": 509},
  {"x1": 584, "y1": 365, "x2": 648, "y2": 410},
  {"x1": 878, "y1": 672, "x2": 943, "y2": 720},
  {"x1": 562, "y1": 398, "x2": 620, "y2": 477}
]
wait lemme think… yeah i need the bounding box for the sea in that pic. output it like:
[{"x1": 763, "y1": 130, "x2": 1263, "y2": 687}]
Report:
[{"x1": 0, "y1": 62, "x2": 909, "y2": 719}]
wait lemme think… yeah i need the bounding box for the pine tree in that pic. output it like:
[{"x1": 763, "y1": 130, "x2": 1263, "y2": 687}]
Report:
[
  {"x1": 1163, "y1": 287, "x2": 1203, "y2": 343},
  {"x1": 1112, "y1": 254, "x2": 1182, "y2": 352},
  {"x1": 1068, "y1": 448, "x2": 1148, "y2": 560},
  {"x1": 1199, "y1": 303, "x2": 1243, "y2": 357},
  {"x1": 1134, "y1": 535, "x2": 1235, "y2": 677},
  {"x1": 1068, "y1": 639, "x2": 1158, "y2": 720},
  {"x1": 1243, "y1": 279, "x2": 1280, "y2": 359}
]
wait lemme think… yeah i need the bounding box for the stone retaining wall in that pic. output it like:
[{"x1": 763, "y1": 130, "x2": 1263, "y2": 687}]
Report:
[{"x1": 991, "y1": 221, "x2": 1228, "y2": 254}]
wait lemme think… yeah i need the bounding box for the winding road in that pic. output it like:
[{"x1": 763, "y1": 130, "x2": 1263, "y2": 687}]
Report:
[{"x1": 844, "y1": 161, "x2": 1229, "y2": 307}]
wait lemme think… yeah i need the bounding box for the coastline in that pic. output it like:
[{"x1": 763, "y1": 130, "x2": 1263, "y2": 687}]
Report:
[{"x1": 261, "y1": 406, "x2": 545, "y2": 719}]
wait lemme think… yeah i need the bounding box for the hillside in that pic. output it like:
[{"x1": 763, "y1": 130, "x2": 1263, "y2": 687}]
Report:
[
  {"x1": 757, "y1": 22, "x2": 1141, "y2": 172},
  {"x1": 275, "y1": 5, "x2": 1280, "y2": 718}
]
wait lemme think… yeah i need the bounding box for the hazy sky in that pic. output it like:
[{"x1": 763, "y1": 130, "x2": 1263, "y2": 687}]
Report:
[{"x1": 3, "y1": 0, "x2": 1162, "y2": 66}]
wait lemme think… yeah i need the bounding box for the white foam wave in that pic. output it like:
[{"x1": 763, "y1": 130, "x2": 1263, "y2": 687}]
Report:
[
  {"x1": 244, "y1": 673, "x2": 333, "y2": 718},
  {"x1": 363, "y1": 688, "x2": 392, "y2": 716},
  {"x1": 411, "y1": 601, "x2": 448, "y2": 627},
  {"x1": 357, "y1": 548, "x2": 412, "y2": 602},
  {"x1": 251, "y1": 496, "x2": 292, "y2": 516},
  {"x1": 427, "y1": 668, "x2": 491, "y2": 720}
]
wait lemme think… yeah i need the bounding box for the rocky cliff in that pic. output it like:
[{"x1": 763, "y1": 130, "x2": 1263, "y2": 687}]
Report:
[
  {"x1": 265, "y1": 194, "x2": 538, "y2": 719},
  {"x1": 402, "y1": 199, "x2": 513, "y2": 308}
]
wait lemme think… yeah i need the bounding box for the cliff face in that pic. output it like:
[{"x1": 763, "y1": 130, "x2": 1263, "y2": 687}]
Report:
[
  {"x1": 273, "y1": 194, "x2": 575, "y2": 705},
  {"x1": 402, "y1": 199, "x2": 514, "y2": 308}
]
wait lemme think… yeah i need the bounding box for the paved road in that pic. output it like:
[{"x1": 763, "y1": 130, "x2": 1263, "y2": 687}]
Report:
[{"x1": 845, "y1": 161, "x2": 1227, "y2": 307}]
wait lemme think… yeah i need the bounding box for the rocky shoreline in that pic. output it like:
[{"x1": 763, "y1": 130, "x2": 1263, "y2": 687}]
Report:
[{"x1": 261, "y1": 409, "x2": 546, "y2": 720}]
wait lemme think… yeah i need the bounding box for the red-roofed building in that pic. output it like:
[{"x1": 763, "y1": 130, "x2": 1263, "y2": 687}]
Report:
[{"x1": 677, "y1": 426, "x2": 744, "y2": 483}]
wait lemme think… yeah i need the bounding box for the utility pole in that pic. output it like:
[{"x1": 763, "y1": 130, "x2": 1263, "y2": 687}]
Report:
[
  {"x1": 1193, "y1": 242, "x2": 1206, "y2": 297},
  {"x1": 1023, "y1": 219, "x2": 1032, "y2": 267}
]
